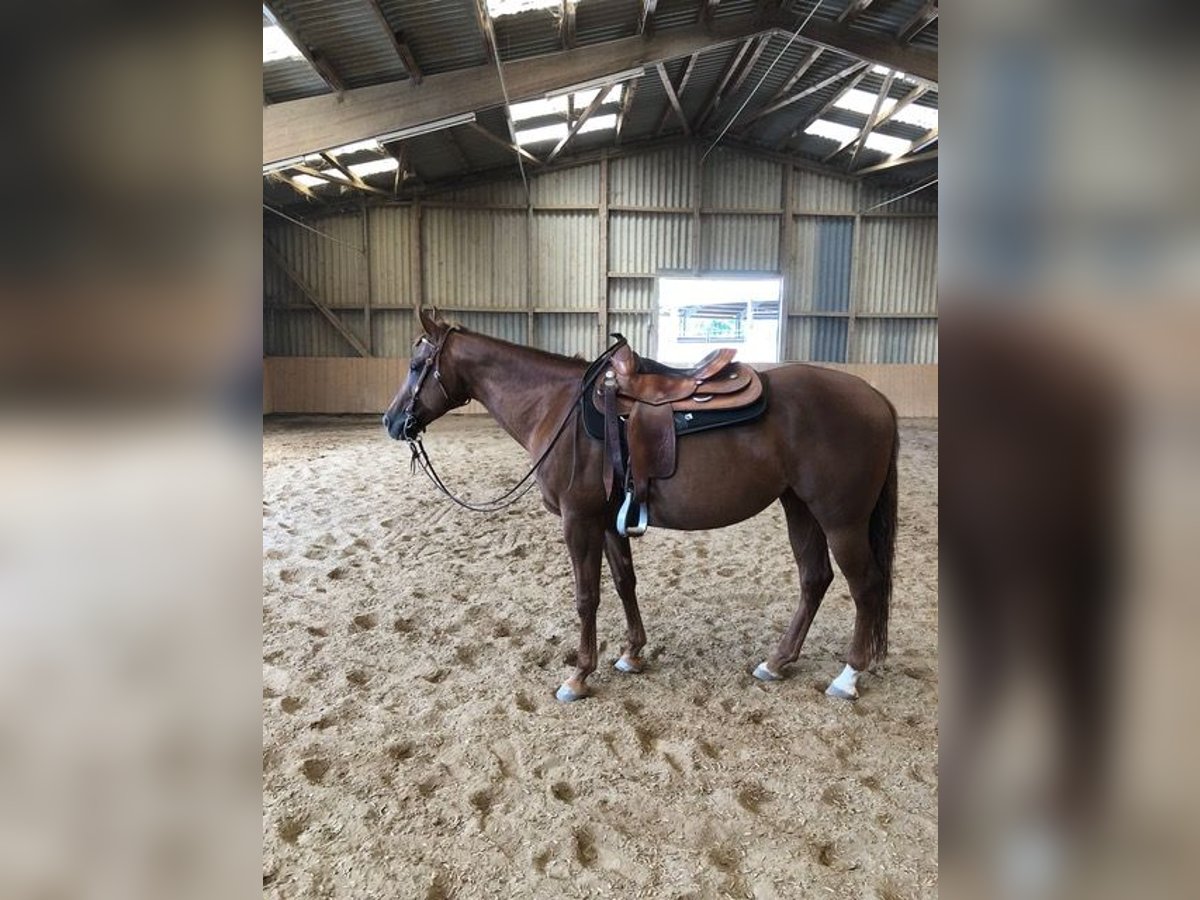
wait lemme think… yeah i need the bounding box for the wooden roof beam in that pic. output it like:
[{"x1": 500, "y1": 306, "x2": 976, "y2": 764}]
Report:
[
  {"x1": 561, "y1": 1, "x2": 577, "y2": 50},
  {"x1": 655, "y1": 62, "x2": 692, "y2": 136},
  {"x1": 467, "y1": 121, "x2": 543, "y2": 168},
  {"x1": 776, "y1": 65, "x2": 870, "y2": 149},
  {"x1": 737, "y1": 60, "x2": 867, "y2": 132},
  {"x1": 615, "y1": 75, "x2": 640, "y2": 145},
  {"x1": 897, "y1": 1, "x2": 938, "y2": 45},
  {"x1": 265, "y1": 11, "x2": 934, "y2": 164},
  {"x1": 855, "y1": 147, "x2": 937, "y2": 175},
  {"x1": 844, "y1": 69, "x2": 895, "y2": 171},
  {"x1": 837, "y1": 0, "x2": 875, "y2": 25},
  {"x1": 263, "y1": 2, "x2": 346, "y2": 93},
  {"x1": 362, "y1": 0, "x2": 423, "y2": 83},
  {"x1": 639, "y1": 1, "x2": 659, "y2": 36},
  {"x1": 546, "y1": 80, "x2": 617, "y2": 163},
  {"x1": 655, "y1": 53, "x2": 699, "y2": 134}
]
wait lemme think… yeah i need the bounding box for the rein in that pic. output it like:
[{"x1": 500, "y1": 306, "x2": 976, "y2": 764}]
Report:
[{"x1": 406, "y1": 333, "x2": 627, "y2": 512}]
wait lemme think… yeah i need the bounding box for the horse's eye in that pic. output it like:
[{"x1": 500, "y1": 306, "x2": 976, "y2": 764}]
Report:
[{"x1": 409, "y1": 360, "x2": 423, "y2": 373}]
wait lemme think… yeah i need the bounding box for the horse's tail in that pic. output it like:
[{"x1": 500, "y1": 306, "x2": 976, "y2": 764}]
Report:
[{"x1": 867, "y1": 396, "x2": 899, "y2": 664}]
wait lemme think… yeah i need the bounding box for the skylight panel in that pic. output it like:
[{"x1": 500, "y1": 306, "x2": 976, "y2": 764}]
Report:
[
  {"x1": 579, "y1": 114, "x2": 618, "y2": 135},
  {"x1": 572, "y1": 84, "x2": 624, "y2": 108},
  {"x1": 348, "y1": 158, "x2": 399, "y2": 178},
  {"x1": 487, "y1": 0, "x2": 559, "y2": 18},
  {"x1": 864, "y1": 133, "x2": 913, "y2": 156},
  {"x1": 803, "y1": 120, "x2": 861, "y2": 144},
  {"x1": 515, "y1": 123, "x2": 569, "y2": 145},
  {"x1": 263, "y1": 25, "x2": 304, "y2": 63},
  {"x1": 510, "y1": 96, "x2": 569, "y2": 122},
  {"x1": 890, "y1": 104, "x2": 938, "y2": 131},
  {"x1": 834, "y1": 88, "x2": 898, "y2": 119},
  {"x1": 330, "y1": 139, "x2": 382, "y2": 156},
  {"x1": 871, "y1": 64, "x2": 917, "y2": 84},
  {"x1": 292, "y1": 173, "x2": 327, "y2": 188}
]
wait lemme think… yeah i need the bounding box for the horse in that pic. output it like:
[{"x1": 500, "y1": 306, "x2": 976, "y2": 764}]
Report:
[{"x1": 384, "y1": 308, "x2": 899, "y2": 703}]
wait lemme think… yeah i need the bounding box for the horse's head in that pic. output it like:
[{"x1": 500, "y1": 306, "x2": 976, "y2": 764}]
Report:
[{"x1": 382, "y1": 307, "x2": 469, "y2": 441}]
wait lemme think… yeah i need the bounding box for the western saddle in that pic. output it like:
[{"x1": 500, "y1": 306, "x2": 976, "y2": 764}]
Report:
[{"x1": 586, "y1": 338, "x2": 765, "y2": 536}]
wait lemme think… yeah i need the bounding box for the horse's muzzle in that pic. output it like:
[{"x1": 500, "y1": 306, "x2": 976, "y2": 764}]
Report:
[{"x1": 382, "y1": 411, "x2": 422, "y2": 441}]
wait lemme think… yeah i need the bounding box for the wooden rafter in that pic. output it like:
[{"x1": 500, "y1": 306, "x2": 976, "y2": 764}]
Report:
[
  {"x1": 639, "y1": 0, "x2": 658, "y2": 36},
  {"x1": 473, "y1": 0, "x2": 496, "y2": 63},
  {"x1": 269, "y1": 171, "x2": 321, "y2": 202},
  {"x1": 265, "y1": 11, "x2": 935, "y2": 164},
  {"x1": 615, "y1": 76, "x2": 639, "y2": 145},
  {"x1": 561, "y1": 1, "x2": 577, "y2": 49},
  {"x1": 768, "y1": 46, "x2": 823, "y2": 102},
  {"x1": 738, "y1": 60, "x2": 867, "y2": 131},
  {"x1": 655, "y1": 63, "x2": 692, "y2": 136},
  {"x1": 837, "y1": 0, "x2": 875, "y2": 25},
  {"x1": 264, "y1": 2, "x2": 346, "y2": 93},
  {"x1": 897, "y1": 1, "x2": 938, "y2": 44},
  {"x1": 907, "y1": 125, "x2": 938, "y2": 155},
  {"x1": 820, "y1": 79, "x2": 927, "y2": 163},
  {"x1": 655, "y1": 53, "x2": 699, "y2": 134},
  {"x1": 290, "y1": 163, "x2": 391, "y2": 197},
  {"x1": 362, "y1": 0, "x2": 423, "y2": 83},
  {"x1": 855, "y1": 148, "x2": 936, "y2": 175},
  {"x1": 265, "y1": 241, "x2": 371, "y2": 357},
  {"x1": 694, "y1": 38, "x2": 754, "y2": 131},
  {"x1": 776, "y1": 65, "x2": 870, "y2": 149},
  {"x1": 844, "y1": 69, "x2": 894, "y2": 171},
  {"x1": 546, "y1": 81, "x2": 616, "y2": 164},
  {"x1": 467, "y1": 121, "x2": 543, "y2": 167}
]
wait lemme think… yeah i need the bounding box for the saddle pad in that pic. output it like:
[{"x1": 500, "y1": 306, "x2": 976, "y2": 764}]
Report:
[{"x1": 580, "y1": 387, "x2": 768, "y2": 442}]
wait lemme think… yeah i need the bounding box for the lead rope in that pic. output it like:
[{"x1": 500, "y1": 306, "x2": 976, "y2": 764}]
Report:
[{"x1": 405, "y1": 337, "x2": 626, "y2": 513}]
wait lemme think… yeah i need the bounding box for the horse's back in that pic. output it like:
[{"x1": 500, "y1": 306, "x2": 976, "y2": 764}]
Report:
[{"x1": 761, "y1": 363, "x2": 896, "y2": 437}]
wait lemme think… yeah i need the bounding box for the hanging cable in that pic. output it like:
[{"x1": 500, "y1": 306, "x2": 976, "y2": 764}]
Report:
[
  {"x1": 861, "y1": 176, "x2": 938, "y2": 212},
  {"x1": 477, "y1": 1, "x2": 531, "y2": 205},
  {"x1": 263, "y1": 203, "x2": 365, "y2": 253},
  {"x1": 701, "y1": 0, "x2": 825, "y2": 163}
]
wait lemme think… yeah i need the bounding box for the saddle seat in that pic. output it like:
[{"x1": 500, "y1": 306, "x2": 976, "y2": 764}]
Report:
[{"x1": 590, "y1": 342, "x2": 765, "y2": 536}]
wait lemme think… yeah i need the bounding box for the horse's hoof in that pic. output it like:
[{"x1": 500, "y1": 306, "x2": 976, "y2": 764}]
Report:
[
  {"x1": 752, "y1": 662, "x2": 782, "y2": 682},
  {"x1": 826, "y1": 664, "x2": 860, "y2": 699},
  {"x1": 614, "y1": 655, "x2": 644, "y2": 674},
  {"x1": 555, "y1": 682, "x2": 588, "y2": 703},
  {"x1": 825, "y1": 682, "x2": 858, "y2": 700}
]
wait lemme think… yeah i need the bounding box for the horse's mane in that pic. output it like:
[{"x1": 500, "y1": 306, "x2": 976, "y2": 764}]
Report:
[{"x1": 452, "y1": 326, "x2": 592, "y2": 372}]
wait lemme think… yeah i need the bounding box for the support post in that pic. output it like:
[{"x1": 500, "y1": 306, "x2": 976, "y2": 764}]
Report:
[
  {"x1": 846, "y1": 181, "x2": 863, "y2": 363},
  {"x1": 361, "y1": 202, "x2": 373, "y2": 353},
  {"x1": 598, "y1": 153, "x2": 609, "y2": 352},
  {"x1": 778, "y1": 163, "x2": 794, "y2": 361}
]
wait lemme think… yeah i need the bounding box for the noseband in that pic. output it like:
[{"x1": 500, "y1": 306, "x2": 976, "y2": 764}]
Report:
[{"x1": 403, "y1": 326, "x2": 462, "y2": 433}]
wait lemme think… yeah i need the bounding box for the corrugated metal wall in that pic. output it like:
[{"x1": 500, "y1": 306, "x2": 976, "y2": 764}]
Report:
[{"x1": 264, "y1": 146, "x2": 936, "y2": 364}]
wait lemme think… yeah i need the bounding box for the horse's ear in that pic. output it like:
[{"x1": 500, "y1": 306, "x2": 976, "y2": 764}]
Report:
[{"x1": 417, "y1": 305, "x2": 443, "y2": 337}]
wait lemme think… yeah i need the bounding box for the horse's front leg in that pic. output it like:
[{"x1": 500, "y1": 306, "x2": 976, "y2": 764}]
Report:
[
  {"x1": 555, "y1": 512, "x2": 605, "y2": 703},
  {"x1": 604, "y1": 530, "x2": 646, "y2": 674}
]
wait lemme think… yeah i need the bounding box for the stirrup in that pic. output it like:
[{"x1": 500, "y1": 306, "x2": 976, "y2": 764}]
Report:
[{"x1": 617, "y1": 489, "x2": 648, "y2": 537}]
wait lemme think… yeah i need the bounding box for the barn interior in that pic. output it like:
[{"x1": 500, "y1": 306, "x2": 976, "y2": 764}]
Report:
[
  {"x1": 262, "y1": 4, "x2": 939, "y2": 897},
  {"x1": 262, "y1": 0, "x2": 937, "y2": 416}
]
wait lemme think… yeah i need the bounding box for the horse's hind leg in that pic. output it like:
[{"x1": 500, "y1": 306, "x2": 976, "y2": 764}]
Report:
[
  {"x1": 753, "y1": 491, "x2": 833, "y2": 682},
  {"x1": 823, "y1": 524, "x2": 887, "y2": 699},
  {"x1": 604, "y1": 531, "x2": 646, "y2": 674}
]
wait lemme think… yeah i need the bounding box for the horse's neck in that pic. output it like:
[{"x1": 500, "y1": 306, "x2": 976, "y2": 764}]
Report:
[{"x1": 456, "y1": 335, "x2": 582, "y2": 453}]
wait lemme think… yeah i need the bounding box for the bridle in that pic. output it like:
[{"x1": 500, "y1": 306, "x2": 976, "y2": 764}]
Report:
[
  {"x1": 403, "y1": 330, "x2": 627, "y2": 513},
  {"x1": 401, "y1": 325, "x2": 463, "y2": 438}
]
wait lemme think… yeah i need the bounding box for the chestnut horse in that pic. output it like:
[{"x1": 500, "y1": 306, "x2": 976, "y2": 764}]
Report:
[{"x1": 384, "y1": 309, "x2": 898, "y2": 703}]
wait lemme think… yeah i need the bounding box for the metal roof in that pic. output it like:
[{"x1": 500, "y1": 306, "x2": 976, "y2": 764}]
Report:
[{"x1": 263, "y1": 0, "x2": 937, "y2": 206}]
